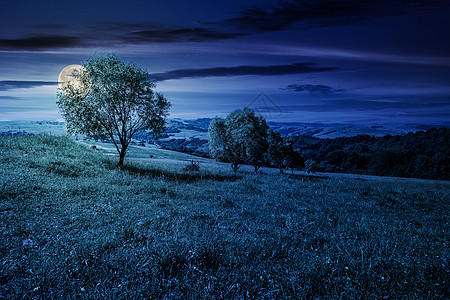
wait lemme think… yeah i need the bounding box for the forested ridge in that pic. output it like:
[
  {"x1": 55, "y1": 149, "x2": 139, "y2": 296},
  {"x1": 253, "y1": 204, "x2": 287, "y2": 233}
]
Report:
[{"x1": 290, "y1": 127, "x2": 449, "y2": 180}]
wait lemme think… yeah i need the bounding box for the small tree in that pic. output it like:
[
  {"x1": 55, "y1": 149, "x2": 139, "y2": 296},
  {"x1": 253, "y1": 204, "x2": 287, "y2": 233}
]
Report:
[
  {"x1": 245, "y1": 114, "x2": 269, "y2": 173},
  {"x1": 266, "y1": 129, "x2": 293, "y2": 174},
  {"x1": 304, "y1": 159, "x2": 317, "y2": 174},
  {"x1": 287, "y1": 149, "x2": 305, "y2": 174},
  {"x1": 57, "y1": 53, "x2": 171, "y2": 166},
  {"x1": 208, "y1": 117, "x2": 229, "y2": 162},
  {"x1": 227, "y1": 109, "x2": 268, "y2": 173},
  {"x1": 208, "y1": 108, "x2": 268, "y2": 172}
]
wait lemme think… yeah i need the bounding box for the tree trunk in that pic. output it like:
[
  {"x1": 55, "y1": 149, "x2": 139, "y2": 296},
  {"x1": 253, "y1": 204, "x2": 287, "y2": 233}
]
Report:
[
  {"x1": 118, "y1": 145, "x2": 127, "y2": 166},
  {"x1": 118, "y1": 154, "x2": 125, "y2": 166}
]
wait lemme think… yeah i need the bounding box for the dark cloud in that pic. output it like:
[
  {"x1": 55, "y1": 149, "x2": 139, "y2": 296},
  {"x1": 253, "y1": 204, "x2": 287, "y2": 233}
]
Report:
[
  {"x1": 149, "y1": 63, "x2": 336, "y2": 81},
  {"x1": 0, "y1": 23, "x2": 243, "y2": 50},
  {"x1": 277, "y1": 96, "x2": 450, "y2": 113},
  {"x1": 401, "y1": 110, "x2": 450, "y2": 120},
  {"x1": 0, "y1": 35, "x2": 80, "y2": 50},
  {"x1": 0, "y1": 81, "x2": 58, "y2": 91},
  {"x1": 226, "y1": 0, "x2": 441, "y2": 32},
  {"x1": 282, "y1": 83, "x2": 344, "y2": 93},
  {"x1": 36, "y1": 24, "x2": 68, "y2": 29},
  {"x1": 0, "y1": 1, "x2": 446, "y2": 51},
  {"x1": 127, "y1": 27, "x2": 244, "y2": 43}
]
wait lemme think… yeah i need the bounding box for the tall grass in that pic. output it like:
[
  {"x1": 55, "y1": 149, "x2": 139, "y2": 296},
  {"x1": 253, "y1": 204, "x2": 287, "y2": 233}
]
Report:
[{"x1": 0, "y1": 135, "x2": 448, "y2": 299}]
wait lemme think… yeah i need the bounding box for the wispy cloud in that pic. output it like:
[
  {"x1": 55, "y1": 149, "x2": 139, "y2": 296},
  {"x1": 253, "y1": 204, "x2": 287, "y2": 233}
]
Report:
[
  {"x1": 0, "y1": 1, "x2": 445, "y2": 52},
  {"x1": 226, "y1": 0, "x2": 440, "y2": 33},
  {"x1": 0, "y1": 80, "x2": 58, "y2": 91},
  {"x1": 0, "y1": 95, "x2": 21, "y2": 100},
  {"x1": 278, "y1": 96, "x2": 450, "y2": 113},
  {"x1": 126, "y1": 26, "x2": 243, "y2": 43},
  {"x1": 0, "y1": 35, "x2": 80, "y2": 51},
  {"x1": 0, "y1": 23, "x2": 243, "y2": 51},
  {"x1": 282, "y1": 83, "x2": 344, "y2": 93},
  {"x1": 148, "y1": 62, "x2": 337, "y2": 81},
  {"x1": 250, "y1": 44, "x2": 450, "y2": 66}
]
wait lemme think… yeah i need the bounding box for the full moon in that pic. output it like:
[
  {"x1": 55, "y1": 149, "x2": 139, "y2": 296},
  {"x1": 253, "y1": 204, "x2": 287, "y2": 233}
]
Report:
[{"x1": 58, "y1": 65, "x2": 91, "y2": 98}]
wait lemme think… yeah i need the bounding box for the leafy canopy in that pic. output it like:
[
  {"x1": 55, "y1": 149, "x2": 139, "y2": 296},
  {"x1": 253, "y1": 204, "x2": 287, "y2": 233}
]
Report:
[
  {"x1": 208, "y1": 108, "x2": 269, "y2": 172},
  {"x1": 208, "y1": 108, "x2": 303, "y2": 173},
  {"x1": 57, "y1": 53, "x2": 171, "y2": 165}
]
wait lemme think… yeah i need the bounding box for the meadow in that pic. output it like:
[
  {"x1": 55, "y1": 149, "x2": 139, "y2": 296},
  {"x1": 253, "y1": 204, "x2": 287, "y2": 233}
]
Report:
[{"x1": 0, "y1": 135, "x2": 448, "y2": 299}]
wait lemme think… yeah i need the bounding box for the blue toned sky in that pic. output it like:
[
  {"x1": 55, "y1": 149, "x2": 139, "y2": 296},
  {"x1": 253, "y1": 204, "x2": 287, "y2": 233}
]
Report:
[{"x1": 1, "y1": 0, "x2": 449, "y2": 124}]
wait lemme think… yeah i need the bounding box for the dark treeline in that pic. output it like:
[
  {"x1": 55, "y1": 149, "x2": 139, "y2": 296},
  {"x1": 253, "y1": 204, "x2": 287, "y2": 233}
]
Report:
[{"x1": 290, "y1": 127, "x2": 449, "y2": 180}]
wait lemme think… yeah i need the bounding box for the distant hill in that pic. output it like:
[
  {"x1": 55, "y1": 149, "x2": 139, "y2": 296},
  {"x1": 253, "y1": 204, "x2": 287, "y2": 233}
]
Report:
[
  {"x1": 266, "y1": 122, "x2": 446, "y2": 139},
  {"x1": 1, "y1": 119, "x2": 447, "y2": 140},
  {"x1": 164, "y1": 118, "x2": 448, "y2": 140}
]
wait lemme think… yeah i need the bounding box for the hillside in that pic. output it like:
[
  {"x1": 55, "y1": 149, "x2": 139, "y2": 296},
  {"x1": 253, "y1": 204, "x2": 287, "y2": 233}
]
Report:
[
  {"x1": 1, "y1": 120, "x2": 448, "y2": 179},
  {"x1": 0, "y1": 135, "x2": 449, "y2": 299}
]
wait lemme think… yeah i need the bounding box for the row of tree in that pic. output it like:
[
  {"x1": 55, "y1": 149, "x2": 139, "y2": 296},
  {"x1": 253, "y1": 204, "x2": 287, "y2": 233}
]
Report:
[
  {"x1": 207, "y1": 109, "x2": 448, "y2": 180},
  {"x1": 208, "y1": 108, "x2": 304, "y2": 173}
]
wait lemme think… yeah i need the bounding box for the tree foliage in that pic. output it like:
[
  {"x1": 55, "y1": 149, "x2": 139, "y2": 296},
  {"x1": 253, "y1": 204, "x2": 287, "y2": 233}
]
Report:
[
  {"x1": 266, "y1": 130, "x2": 291, "y2": 174},
  {"x1": 291, "y1": 127, "x2": 449, "y2": 179},
  {"x1": 208, "y1": 117, "x2": 229, "y2": 163},
  {"x1": 208, "y1": 108, "x2": 269, "y2": 172},
  {"x1": 57, "y1": 53, "x2": 171, "y2": 165},
  {"x1": 208, "y1": 108, "x2": 303, "y2": 173}
]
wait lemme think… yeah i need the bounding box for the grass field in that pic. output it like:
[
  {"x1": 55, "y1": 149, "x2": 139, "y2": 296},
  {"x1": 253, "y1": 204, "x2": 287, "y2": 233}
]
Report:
[{"x1": 0, "y1": 135, "x2": 448, "y2": 299}]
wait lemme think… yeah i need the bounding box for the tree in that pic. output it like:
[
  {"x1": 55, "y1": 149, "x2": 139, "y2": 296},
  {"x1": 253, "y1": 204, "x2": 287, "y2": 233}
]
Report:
[
  {"x1": 227, "y1": 109, "x2": 269, "y2": 173},
  {"x1": 287, "y1": 149, "x2": 305, "y2": 174},
  {"x1": 304, "y1": 159, "x2": 317, "y2": 174},
  {"x1": 208, "y1": 108, "x2": 269, "y2": 172},
  {"x1": 208, "y1": 117, "x2": 229, "y2": 162},
  {"x1": 266, "y1": 129, "x2": 293, "y2": 174},
  {"x1": 57, "y1": 53, "x2": 171, "y2": 166}
]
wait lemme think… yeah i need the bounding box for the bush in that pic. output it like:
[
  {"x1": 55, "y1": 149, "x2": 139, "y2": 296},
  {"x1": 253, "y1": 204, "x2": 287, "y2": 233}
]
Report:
[
  {"x1": 182, "y1": 160, "x2": 200, "y2": 172},
  {"x1": 305, "y1": 159, "x2": 317, "y2": 174}
]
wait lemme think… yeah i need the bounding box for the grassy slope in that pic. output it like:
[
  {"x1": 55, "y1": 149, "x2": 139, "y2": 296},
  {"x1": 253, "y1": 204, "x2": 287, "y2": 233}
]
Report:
[{"x1": 0, "y1": 135, "x2": 449, "y2": 299}]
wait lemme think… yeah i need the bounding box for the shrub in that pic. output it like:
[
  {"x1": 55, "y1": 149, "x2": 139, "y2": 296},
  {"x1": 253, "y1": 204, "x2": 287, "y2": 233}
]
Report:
[
  {"x1": 305, "y1": 159, "x2": 317, "y2": 173},
  {"x1": 182, "y1": 160, "x2": 200, "y2": 172}
]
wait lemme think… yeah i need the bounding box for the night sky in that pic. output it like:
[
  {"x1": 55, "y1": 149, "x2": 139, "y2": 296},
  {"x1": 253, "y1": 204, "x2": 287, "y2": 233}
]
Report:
[{"x1": 1, "y1": 0, "x2": 449, "y2": 124}]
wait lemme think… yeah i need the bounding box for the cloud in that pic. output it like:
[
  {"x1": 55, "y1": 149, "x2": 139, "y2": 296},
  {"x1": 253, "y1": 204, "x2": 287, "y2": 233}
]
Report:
[
  {"x1": 282, "y1": 83, "x2": 344, "y2": 93},
  {"x1": 401, "y1": 110, "x2": 450, "y2": 121},
  {"x1": 0, "y1": 81, "x2": 58, "y2": 91},
  {"x1": 277, "y1": 96, "x2": 450, "y2": 113},
  {"x1": 0, "y1": 35, "x2": 81, "y2": 51},
  {"x1": 127, "y1": 27, "x2": 244, "y2": 43},
  {"x1": 0, "y1": 95, "x2": 21, "y2": 100},
  {"x1": 0, "y1": 23, "x2": 243, "y2": 51},
  {"x1": 148, "y1": 62, "x2": 336, "y2": 81},
  {"x1": 226, "y1": 0, "x2": 440, "y2": 33},
  {"x1": 0, "y1": 1, "x2": 445, "y2": 51},
  {"x1": 35, "y1": 24, "x2": 68, "y2": 29}
]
